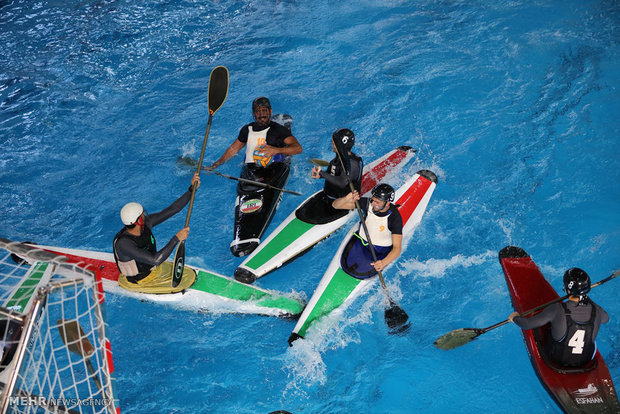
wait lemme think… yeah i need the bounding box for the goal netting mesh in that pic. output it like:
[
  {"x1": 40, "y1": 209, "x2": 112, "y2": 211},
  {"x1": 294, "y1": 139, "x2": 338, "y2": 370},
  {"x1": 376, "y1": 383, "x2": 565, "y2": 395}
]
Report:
[{"x1": 0, "y1": 238, "x2": 119, "y2": 413}]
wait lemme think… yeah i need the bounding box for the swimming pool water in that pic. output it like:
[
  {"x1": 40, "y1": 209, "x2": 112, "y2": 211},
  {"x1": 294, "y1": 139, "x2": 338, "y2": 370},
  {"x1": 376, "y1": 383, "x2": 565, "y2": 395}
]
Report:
[{"x1": 2, "y1": 1, "x2": 619, "y2": 412}]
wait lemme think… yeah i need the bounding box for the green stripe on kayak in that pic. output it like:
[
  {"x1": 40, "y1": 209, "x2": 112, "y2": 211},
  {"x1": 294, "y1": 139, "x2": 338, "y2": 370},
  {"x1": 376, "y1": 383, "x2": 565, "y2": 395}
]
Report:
[
  {"x1": 244, "y1": 218, "x2": 314, "y2": 270},
  {"x1": 297, "y1": 267, "x2": 361, "y2": 338},
  {"x1": 192, "y1": 270, "x2": 304, "y2": 315},
  {"x1": 4, "y1": 262, "x2": 49, "y2": 312}
]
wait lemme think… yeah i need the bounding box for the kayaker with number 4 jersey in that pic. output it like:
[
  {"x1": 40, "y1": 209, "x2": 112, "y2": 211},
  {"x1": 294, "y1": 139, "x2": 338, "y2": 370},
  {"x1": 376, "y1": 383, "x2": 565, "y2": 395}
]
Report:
[
  {"x1": 112, "y1": 173, "x2": 200, "y2": 284},
  {"x1": 508, "y1": 268, "x2": 609, "y2": 368},
  {"x1": 332, "y1": 184, "x2": 403, "y2": 276}
]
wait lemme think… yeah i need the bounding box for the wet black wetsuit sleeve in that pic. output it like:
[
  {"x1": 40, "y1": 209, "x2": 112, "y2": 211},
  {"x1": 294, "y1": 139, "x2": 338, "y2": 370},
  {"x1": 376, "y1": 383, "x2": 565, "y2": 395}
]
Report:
[
  {"x1": 597, "y1": 303, "x2": 610, "y2": 324},
  {"x1": 591, "y1": 301, "x2": 609, "y2": 339},
  {"x1": 148, "y1": 189, "x2": 192, "y2": 227},
  {"x1": 515, "y1": 301, "x2": 608, "y2": 342},
  {"x1": 114, "y1": 233, "x2": 179, "y2": 267},
  {"x1": 320, "y1": 157, "x2": 362, "y2": 191},
  {"x1": 513, "y1": 302, "x2": 566, "y2": 340}
]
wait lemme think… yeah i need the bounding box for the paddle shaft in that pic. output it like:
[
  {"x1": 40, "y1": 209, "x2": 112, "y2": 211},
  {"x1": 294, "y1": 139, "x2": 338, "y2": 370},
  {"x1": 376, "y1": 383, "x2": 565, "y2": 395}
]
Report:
[
  {"x1": 481, "y1": 269, "x2": 620, "y2": 334},
  {"x1": 204, "y1": 169, "x2": 302, "y2": 196},
  {"x1": 183, "y1": 112, "x2": 214, "y2": 227},
  {"x1": 173, "y1": 65, "x2": 228, "y2": 287}
]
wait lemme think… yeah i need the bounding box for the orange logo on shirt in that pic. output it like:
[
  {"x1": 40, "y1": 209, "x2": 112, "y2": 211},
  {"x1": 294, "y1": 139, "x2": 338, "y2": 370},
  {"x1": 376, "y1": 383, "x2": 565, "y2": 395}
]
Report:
[{"x1": 379, "y1": 225, "x2": 386, "y2": 232}]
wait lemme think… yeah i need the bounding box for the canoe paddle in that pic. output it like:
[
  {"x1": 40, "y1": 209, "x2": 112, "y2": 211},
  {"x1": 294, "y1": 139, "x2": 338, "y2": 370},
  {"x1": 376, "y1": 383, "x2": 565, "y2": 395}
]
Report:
[
  {"x1": 434, "y1": 269, "x2": 620, "y2": 350},
  {"x1": 177, "y1": 156, "x2": 301, "y2": 196},
  {"x1": 332, "y1": 139, "x2": 410, "y2": 335},
  {"x1": 172, "y1": 66, "x2": 229, "y2": 287},
  {"x1": 205, "y1": 169, "x2": 302, "y2": 196},
  {"x1": 57, "y1": 319, "x2": 102, "y2": 391}
]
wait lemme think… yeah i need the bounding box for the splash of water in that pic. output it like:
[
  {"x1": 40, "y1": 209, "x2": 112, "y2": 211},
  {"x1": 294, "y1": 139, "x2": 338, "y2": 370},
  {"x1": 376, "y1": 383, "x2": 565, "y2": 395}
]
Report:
[{"x1": 399, "y1": 250, "x2": 495, "y2": 278}]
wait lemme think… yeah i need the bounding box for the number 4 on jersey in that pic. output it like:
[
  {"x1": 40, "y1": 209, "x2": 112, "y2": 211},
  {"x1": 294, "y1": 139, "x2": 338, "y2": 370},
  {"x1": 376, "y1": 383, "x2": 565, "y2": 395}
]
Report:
[{"x1": 568, "y1": 329, "x2": 585, "y2": 354}]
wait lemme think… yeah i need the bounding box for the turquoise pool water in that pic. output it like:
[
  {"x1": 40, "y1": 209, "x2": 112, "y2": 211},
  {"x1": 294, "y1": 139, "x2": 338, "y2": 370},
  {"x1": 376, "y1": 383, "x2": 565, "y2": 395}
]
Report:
[{"x1": 2, "y1": 1, "x2": 618, "y2": 412}]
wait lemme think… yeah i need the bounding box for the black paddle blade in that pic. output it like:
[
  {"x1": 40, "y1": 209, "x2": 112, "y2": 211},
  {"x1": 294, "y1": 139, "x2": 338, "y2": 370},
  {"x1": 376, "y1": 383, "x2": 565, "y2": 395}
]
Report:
[
  {"x1": 433, "y1": 328, "x2": 483, "y2": 350},
  {"x1": 172, "y1": 242, "x2": 185, "y2": 288},
  {"x1": 177, "y1": 156, "x2": 197, "y2": 168},
  {"x1": 208, "y1": 66, "x2": 229, "y2": 114},
  {"x1": 385, "y1": 303, "x2": 410, "y2": 335}
]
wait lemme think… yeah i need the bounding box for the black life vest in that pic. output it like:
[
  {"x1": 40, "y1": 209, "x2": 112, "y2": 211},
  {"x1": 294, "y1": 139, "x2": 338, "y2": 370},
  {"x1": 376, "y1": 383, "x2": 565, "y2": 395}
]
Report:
[
  {"x1": 113, "y1": 225, "x2": 157, "y2": 277},
  {"x1": 547, "y1": 302, "x2": 597, "y2": 367},
  {"x1": 324, "y1": 153, "x2": 362, "y2": 199}
]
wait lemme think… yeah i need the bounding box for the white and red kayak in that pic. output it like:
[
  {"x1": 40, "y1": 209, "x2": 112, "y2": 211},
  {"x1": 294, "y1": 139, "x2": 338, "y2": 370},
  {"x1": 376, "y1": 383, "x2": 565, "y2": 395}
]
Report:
[
  {"x1": 234, "y1": 146, "x2": 417, "y2": 284},
  {"x1": 11, "y1": 242, "x2": 305, "y2": 318},
  {"x1": 499, "y1": 246, "x2": 620, "y2": 413},
  {"x1": 289, "y1": 169, "x2": 438, "y2": 344}
]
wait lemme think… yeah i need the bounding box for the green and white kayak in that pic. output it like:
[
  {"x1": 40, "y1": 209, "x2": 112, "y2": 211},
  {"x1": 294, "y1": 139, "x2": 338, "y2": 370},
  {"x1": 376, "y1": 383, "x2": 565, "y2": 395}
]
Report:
[
  {"x1": 234, "y1": 146, "x2": 417, "y2": 284},
  {"x1": 288, "y1": 169, "x2": 437, "y2": 344},
  {"x1": 9, "y1": 242, "x2": 305, "y2": 318}
]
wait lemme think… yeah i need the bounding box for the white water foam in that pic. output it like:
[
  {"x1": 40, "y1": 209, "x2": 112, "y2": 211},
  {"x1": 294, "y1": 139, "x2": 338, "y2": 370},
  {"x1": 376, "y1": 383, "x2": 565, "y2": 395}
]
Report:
[
  {"x1": 181, "y1": 139, "x2": 197, "y2": 158},
  {"x1": 283, "y1": 283, "x2": 381, "y2": 388},
  {"x1": 399, "y1": 250, "x2": 496, "y2": 279}
]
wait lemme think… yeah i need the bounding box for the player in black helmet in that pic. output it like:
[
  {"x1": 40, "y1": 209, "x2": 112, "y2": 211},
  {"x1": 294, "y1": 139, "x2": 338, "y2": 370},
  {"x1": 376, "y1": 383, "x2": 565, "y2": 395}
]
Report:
[
  {"x1": 311, "y1": 128, "x2": 363, "y2": 199},
  {"x1": 208, "y1": 97, "x2": 302, "y2": 170},
  {"x1": 332, "y1": 183, "x2": 403, "y2": 276},
  {"x1": 295, "y1": 128, "x2": 363, "y2": 225},
  {"x1": 509, "y1": 267, "x2": 610, "y2": 367}
]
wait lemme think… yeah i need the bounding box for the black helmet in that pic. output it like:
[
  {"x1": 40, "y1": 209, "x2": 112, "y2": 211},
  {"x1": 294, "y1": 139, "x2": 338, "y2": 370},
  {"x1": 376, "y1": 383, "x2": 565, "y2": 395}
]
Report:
[
  {"x1": 252, "y1": 96, "x2": 271, "y2": 111},
  {"x1": 371, "y1": 183, "x2": 395, "y2": 203},
  {"x1": 332, "y1": 128, "x2": 355, "y2": 150},
  {"x1": 563, "y1": 268, "x2": 591, "y2": 296}
]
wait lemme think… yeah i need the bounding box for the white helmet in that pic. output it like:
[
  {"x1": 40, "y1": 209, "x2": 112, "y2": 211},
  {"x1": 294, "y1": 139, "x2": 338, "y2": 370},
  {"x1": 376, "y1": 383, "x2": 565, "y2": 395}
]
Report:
[{"x1": 120, "y1": 202, "x2": 143, "y2": 226}]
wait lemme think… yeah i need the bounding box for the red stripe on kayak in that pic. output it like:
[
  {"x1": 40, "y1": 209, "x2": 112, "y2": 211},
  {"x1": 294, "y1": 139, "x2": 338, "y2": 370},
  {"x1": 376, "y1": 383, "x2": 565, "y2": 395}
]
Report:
[
  {"x1": 360, "y1": 149, "x2": 408, "y2": 194},
  {"x1": 40, "y1": 248, "x2": 121, "y2": 283},
  {"x1": 395, "y1": 174, "x2": 432, "y2": 225}
]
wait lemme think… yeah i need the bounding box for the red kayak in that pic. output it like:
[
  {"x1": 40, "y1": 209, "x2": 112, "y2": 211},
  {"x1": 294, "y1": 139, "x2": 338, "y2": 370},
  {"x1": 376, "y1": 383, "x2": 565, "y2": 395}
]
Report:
[{"x1": 499, "y1": 246, "x2": 619, "y2": 413}]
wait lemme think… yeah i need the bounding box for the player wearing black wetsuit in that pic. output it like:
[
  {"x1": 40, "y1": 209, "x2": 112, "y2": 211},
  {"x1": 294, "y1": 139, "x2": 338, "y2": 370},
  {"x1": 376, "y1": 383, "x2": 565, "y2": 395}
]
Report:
[
  {"x1": 113, "y1": 174, "x2": 199, "y2": 283},
  {"x1": 296, "y1": 128, "x2": 363, "y2": 224},
  {"x1": 510, "y1": 268, "x2": 609, "y2": 367}
]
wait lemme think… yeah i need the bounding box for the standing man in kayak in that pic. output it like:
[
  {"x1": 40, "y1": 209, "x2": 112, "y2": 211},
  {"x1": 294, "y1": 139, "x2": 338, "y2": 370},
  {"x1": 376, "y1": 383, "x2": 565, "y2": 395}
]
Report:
[
  {"x1": 508, "y1": 268, "x2": 610, "y2": 367},
  {"x1": 113, "y1": 173, "x2": 200, "y2": 284},
  {"x1": 332, "y1": 183, "x2": 403, "y2": 276},
  {"x1": 207, "y1": 97, "x2": 302, "y2": 171}
]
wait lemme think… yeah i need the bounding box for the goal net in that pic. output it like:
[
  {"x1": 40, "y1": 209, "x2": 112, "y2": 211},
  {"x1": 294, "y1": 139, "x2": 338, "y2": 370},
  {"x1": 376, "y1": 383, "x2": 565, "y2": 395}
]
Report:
[{"x1": 0, "y1": 238, "x2": 119, "y2": 413}]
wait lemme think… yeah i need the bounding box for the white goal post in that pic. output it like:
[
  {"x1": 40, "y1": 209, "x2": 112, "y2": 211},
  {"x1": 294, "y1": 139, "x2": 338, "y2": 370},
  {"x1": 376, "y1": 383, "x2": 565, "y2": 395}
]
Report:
[{"x1": 0, "y1": 238, "x2": 119, "y2": 413}]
